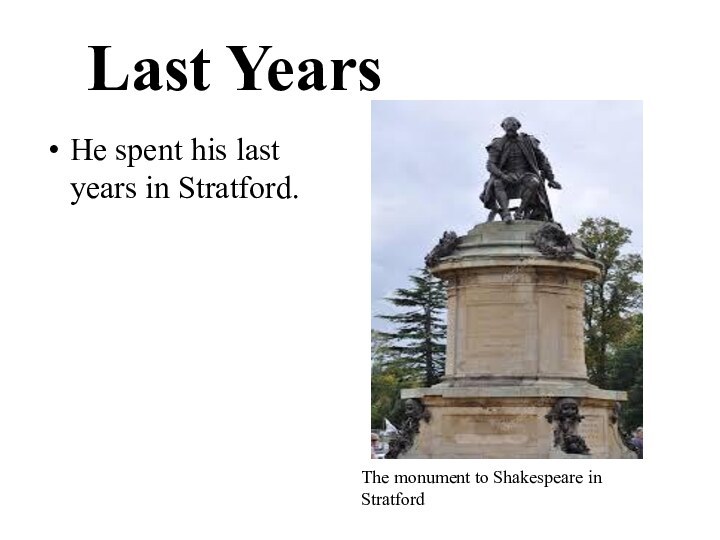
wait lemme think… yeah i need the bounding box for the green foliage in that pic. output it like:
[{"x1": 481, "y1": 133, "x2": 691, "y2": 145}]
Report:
[
  {"x1": 575, "y1": 217, "x2": 643, "y2": 388},
  {"x1": 370, "y1": 268, "x2": 447, "y2": 429},
  {"x1": 575, "y1": 217, "x2": 643, "y2": 432},
  {"x1": 606, "y1": 314, "x2": 643, "y2": 431},
  {"x1": 376, "y1": 268, "x2": 447, "y2": 387},
  {"x1": 370, "y1": 365, "x2": 404, "y2": 429},
  {"x1": 370, "y1": 330, "x2": 407, "y2": 429}
]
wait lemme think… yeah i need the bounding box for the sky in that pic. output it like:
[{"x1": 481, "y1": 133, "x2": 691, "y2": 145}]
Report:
[{"x1": 371, "y1": 100, "x2": 643, "y2": 329}]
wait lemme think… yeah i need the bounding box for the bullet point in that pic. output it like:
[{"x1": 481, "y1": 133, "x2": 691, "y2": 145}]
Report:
[{"x1": 50, "y1": 145, "x2": 58, "y2": 153}]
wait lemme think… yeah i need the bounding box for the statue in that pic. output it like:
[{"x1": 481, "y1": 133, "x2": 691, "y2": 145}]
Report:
[
  {"x1": 425, "y1": 231, "x2": 459, "y2": 267},
  {"x1": 545, "y1": 398, "x2": 591, "y2": 455},
  {"x1": 532, "y1": 222, "x2": 576, "y2": 260},
  {"x1": 480, "y1": 117, "x2": 562, "y2": 223},
  {"x1": 384, "y1": 399, "x2": 431, "y2": 459}
]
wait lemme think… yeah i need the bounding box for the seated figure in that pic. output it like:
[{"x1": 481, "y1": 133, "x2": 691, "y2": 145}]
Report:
[{"x1": 480, "y1": 117, "x2": 562, "y2": 222}]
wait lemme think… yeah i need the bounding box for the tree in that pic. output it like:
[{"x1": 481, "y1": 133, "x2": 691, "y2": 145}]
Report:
[
  {"x1": 376, "y1": 268, "x2": 447, "y2": 387},
  {"x1": 575, "y1": 217, "x2": 643, "y2": 388},
  {"x1": 606, "y1": 314, "x2": 643, "y2": 431},
  {"x1": 370, "y1": 330, "x2": 406, "y2": 429}
]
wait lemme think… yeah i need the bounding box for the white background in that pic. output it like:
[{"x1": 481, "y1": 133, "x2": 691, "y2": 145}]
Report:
[{"x1": 0, "y1": 1, "x2": 716, "y2": 538}]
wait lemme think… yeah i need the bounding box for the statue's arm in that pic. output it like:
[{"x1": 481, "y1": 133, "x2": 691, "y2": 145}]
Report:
[
  {"x1": 485, "y1": 142, "x2": 505, "y2": 178},
  {"x1": 534, "y1": 146, "x2": 555, "y2": 181},
  {"x1": 538, "y1": 149, "x2": 562, "y2": 188},
  {"x1": 529, "y1": 136, "x2": 561, "y2": 189}
]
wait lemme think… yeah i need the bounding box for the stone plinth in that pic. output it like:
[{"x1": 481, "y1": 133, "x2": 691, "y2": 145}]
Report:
[
  {"x1": 434, "y1": 221, "x2": 600, "y2": 385},
  {"x1": 401, "y1": 221, "x2": 636, "y2": 459},
  {"x1": 403, "y1": 385, "x2": 633, "y2": 458}
]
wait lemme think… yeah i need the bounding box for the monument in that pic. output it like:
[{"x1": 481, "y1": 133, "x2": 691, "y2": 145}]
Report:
[{"x1": 391, "y1": 117, "x2": 636, "y2": 459}]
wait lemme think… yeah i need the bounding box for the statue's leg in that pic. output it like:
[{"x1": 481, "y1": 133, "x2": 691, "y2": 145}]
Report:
[
  {"x1": 518, "y1": 174, "x2": 541, "y2": 220},
  {"x1": 493, "y1": 178, "x2": 512, "y2": 223}
]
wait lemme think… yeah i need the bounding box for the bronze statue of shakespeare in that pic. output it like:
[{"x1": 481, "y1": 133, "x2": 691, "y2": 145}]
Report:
[{"x1": 480, "y1": 117, "x2": 562, "y2": 223}]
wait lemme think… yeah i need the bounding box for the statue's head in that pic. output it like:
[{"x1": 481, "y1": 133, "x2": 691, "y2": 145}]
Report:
[
  {"x1": 557, "y1": 398, "x2": 579, "y2": 419},
  {"x1": 404, "y1": 399, "x2": 422, "y2": 417},
  {"x1": 501, "y1": 116, "x2": 522, "y2": 136}
]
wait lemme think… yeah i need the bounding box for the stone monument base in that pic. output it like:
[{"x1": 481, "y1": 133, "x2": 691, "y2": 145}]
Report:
[
  {"x1": 396, "y1": 220, "x2": 638, "y2": 459},
  {"x1": 401, "y1": 384, "x2": 636, "y2": 459}
]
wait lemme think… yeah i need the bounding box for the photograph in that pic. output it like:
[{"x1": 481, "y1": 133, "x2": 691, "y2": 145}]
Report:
[{"x1": 371, "y1": 101, "x2": 643, "y2": 459}]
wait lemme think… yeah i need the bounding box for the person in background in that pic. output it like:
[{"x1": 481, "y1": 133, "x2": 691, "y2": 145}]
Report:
[
  {"x1": 371, "y1": 433, "x2": 379, "y2": 459},
  {"x1": 631, "y1": 427, "x2": 643, "y2": 458}
]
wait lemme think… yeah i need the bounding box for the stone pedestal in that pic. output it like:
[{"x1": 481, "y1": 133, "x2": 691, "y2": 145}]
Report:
[{"x1": 401, "y1": 221, "x2": 635, "y2": 459}]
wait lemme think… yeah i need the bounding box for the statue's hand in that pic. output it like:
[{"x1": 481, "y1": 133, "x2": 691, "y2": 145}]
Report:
[{"x1": 548, "y1": 180, "x2": 562, "y2": 189}]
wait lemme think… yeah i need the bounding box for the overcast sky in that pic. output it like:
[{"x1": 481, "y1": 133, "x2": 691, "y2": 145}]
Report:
[{"x1": 371, "y1": 100, "x2": 643, "y2": 329}]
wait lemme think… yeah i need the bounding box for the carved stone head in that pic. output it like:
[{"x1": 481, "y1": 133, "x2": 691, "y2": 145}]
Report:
[
  {"x1": 404, "y1": 399, "x2": 422, "y2": 417},
  {"x1": 557, "y1": 397, "x2": 579, "y2": 420}
]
